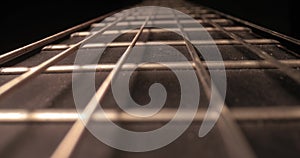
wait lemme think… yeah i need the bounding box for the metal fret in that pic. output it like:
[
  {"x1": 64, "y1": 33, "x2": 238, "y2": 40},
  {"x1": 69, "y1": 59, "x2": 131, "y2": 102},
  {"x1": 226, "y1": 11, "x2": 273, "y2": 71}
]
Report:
[
  {"x1": 42, "y1": 39, "x2": 279, "y2": 50},
  {"x1": 0, "y1": 106, "x2": 299, "y2": 122},
  {"x1": 103, "y1": 13, "x2": 218, "y2": 20},
  {"x1": 91, "y1": 19, "x2": 232, "y2": 27},
  {"x1": 71, "y1": 27, "x2": 250, "y2": 37},
  {"x1": 1, "y1": 60, "x2": 299, "y2": 74}
]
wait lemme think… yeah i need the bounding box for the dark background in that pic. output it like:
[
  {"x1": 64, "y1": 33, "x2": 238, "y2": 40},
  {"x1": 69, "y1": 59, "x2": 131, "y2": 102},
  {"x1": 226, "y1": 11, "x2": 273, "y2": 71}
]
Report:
[
  {"x1": 192, "y1": 0, "x2": 299, "y2": 39},
  {"x1": 0, "y1": 0, "x2": 299, "y2": 54}
]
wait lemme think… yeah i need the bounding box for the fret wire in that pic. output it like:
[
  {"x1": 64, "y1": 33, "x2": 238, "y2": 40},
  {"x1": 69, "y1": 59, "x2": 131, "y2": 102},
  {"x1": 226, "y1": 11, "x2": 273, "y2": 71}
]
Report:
[
  {"x1": 1, "y1": 60, "x2": 299, "y2": 75},
  {"x1": 117, "y1": 11, "x2": 208, "y2": 16},
  {"x1": 1, "y1": 106, "x2": 300, "y2": 123},
  {"x1": 71, "y1": 27, "x2": 251, "y2": 37},
  {"x1": 0, "y1": 11, "x2": 132, "y2": 99},
  {"x1": 201, "y1": 16, "x2": 300, "y2": 84},
  {"x1": 102, "y1": 13, "x2": 218, "y2": 21},
  {"x1": 50, "y1": 13, "x2": 152, "y2": 158},
  {"x1": 91, "y1": 18, "x2": 231, "y2": 27},
  {"x1": 173, "y1": 11, "x2": 256, "y2": 158},
  {"x1": 42, "y1": 39, "x2": 279, "y2": 51}
]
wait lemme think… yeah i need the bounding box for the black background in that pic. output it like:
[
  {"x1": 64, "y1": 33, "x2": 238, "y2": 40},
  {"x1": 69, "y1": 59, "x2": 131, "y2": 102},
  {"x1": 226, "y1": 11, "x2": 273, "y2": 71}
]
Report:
[
  {"x1": 192, "y1": 0, "x2": 300, "y2": 39},
  {"x1": 0, "y1": 0, "x2": 299, "y2": 54}
]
